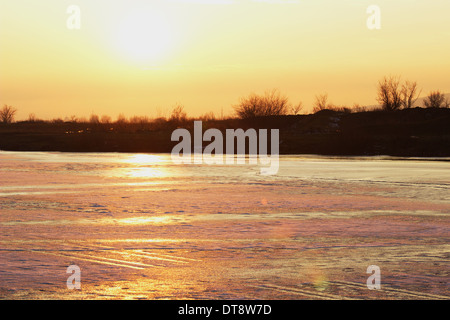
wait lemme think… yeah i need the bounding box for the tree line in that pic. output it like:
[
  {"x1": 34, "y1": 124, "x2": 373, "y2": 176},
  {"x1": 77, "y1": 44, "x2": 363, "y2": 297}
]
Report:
[
  {"x1": 235, "y1": 76, "x2": 449, "y2": 118},
  {"x1": 1, "y1": 76, "x2": 449, "y2": 123}
]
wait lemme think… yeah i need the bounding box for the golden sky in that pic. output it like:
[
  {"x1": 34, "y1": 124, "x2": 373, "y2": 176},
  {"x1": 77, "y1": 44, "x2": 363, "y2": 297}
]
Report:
[{"x1": 1, "y1": 0, "x2": 449, "y2": 120}]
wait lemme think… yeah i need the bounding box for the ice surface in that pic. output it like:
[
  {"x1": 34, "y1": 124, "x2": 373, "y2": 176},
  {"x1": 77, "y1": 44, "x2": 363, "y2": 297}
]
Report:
[{"x1": 0, "y1": 151, "x2": 449, "y2": 299}]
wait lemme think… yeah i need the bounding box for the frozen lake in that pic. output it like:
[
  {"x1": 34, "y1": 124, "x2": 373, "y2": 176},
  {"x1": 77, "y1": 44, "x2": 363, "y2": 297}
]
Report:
[{"x1": 0, "y1": 151, "x2": 449, "y2": 299}]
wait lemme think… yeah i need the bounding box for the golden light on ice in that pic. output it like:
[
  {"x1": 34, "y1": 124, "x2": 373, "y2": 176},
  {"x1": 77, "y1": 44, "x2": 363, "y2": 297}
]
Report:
[
  {"x1": 114, "y1": 9, "x2": 174, "y2": 65},
  {"x1": 118, "y1": 216, "x2": 179, "y2": 225},
  {"x1": 125, "y1": 154, "x2": 165, "y2": 165},
  {"x1": 120, "y1": 154, "x2": 170, "y2": 178},
  {"x1": 127, "y1": 167, "x2": 168, "y2": 178}
]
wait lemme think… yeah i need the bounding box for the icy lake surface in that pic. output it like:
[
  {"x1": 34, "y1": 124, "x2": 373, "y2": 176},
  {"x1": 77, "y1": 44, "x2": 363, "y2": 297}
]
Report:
[{"x1": 0, "y1": 151, "x2": 449, "y2": 299}]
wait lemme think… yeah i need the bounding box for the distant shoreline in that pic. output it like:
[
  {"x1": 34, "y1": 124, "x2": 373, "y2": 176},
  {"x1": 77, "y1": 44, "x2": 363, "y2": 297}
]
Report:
[
  {"x1": 2, "y1": 150, "x2": 450, "y2": 163},
  {"x1": 1, "y1": 108, "x2": 449, "y2": 157}
]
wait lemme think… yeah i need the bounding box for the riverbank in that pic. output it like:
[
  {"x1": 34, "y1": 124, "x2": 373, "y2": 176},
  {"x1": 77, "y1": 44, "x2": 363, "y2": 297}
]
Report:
[{"x1": 1, "y1": 108, "x2": 449, "y2": 156}]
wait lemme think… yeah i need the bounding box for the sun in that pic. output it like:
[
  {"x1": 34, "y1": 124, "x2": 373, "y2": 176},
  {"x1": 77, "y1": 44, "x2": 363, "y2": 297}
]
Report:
[{"x1": 114, "y1": 9, "x2": 174, "y2": 66}]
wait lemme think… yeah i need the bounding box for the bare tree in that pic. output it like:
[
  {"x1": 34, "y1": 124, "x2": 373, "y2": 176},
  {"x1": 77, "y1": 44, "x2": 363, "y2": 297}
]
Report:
[
  {"x1": 401, "y1": 81, "x2": 421, "y2": 109},
  {"x1": 424, "y1": 91, "x2": 449, "y2": 108},
  {"x1": 262, "y1": 89, "x2": 290, "y2": 116},
  {"x1": 291, "y1": 102, "x2": 303, "y2": 115},
  {"x1": 28, "y1": 113, "x2": 37, "y2": 122},
  {"x1": 169, "y1": 104, "x2": 187, "y2": 123},
  {"x1": 234, "y1": 93, "x2": 260, "y2": 118},
  {"x1": 0, "y1": 105, "x2": 17, "y2": 124},
  {"x1": 234, "y1": 89, "x2": 290, "y2": 119},
  {"x1": 390, "y1": 79, "x2": 402, "y2": 110},
  {"x1": 89, "y1": 114, "x2": 100, "y2": 124},
  {"x1": 313, "y1": 93, "x2": 330, "y2": 113},
  {"x1": 377, "y1": 76, "x2": 402, "y2": 111},
  {"x1": 67, "y1": 115, "x2": 78, "y2": 123}
]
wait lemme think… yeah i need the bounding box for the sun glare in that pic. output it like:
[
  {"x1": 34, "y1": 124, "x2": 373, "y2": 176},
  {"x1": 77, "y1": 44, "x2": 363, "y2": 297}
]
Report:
[
  {"x1": 124, "y1": 154, "x2": 166, "y2": 165},
  {"x1": 114, "y1": 9, "x2": 174, "y2": 65},
  {"x1": 118, "y1": 154, "x2": 170, "y2": 178}
]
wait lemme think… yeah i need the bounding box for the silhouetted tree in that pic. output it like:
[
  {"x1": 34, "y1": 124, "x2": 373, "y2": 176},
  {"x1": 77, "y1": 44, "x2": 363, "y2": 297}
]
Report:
[
  {"x1": 401, "y1": 81, "x2": 421, "y2": 109},
  {"x1": 89, "y1": 114, "x2": 100, "y2": 124},
  {"x1": 67, "y1": 115, "x2": 78, "y2": 123},
  {"x1": 377, "y1": 76, "x2": 402, "y2": 111},
  {"x1": 313, "y1": 94, "x2": 330, "y2": 113},
  {"x1": 424, "y1": 91, "x2": 450, "y2": 108},
  {"x1": 0, "y1": 105, "x2": 17, "y2": 123},
  {"x1": 169, "y1": 104, "x2": 187, "y2": 123},
  {"x1": 291, "y1": 102, "x2": 303, "y2": 115},
  {"x1": 234, "y1": 89, "x2": 289, "y2": 119},
  {"x1": 27, "y1": 113, "x2": 37, "y2": 122}
]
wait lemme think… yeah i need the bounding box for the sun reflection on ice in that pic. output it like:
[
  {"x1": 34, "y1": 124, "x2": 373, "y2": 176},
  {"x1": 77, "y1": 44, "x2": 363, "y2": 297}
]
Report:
[
  {"x1": 118, "y1": 216, "x2": 182, "y2": 225},
  {"x1": 119, "y1": 154, "x2": 170, "y2": 178},
  {"x1": 125, "y1": 154, "x2": 165, "y2": 164}
]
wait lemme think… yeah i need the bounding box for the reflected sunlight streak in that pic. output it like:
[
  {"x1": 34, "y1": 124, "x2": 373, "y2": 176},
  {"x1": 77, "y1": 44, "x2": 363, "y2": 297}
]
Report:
[
  {"x1": 119, "y1": 154, "x2": 170, "y2": 178},
  {"x1": 118, "y1": 216, "x2": 183, "y2": 225}
]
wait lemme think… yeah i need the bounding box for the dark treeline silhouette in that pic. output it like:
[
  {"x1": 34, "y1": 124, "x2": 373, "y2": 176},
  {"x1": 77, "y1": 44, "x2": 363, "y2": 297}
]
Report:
[
  {"x1": 1, "y1": 75, "x2": 449, "y2": 156},
  {"x1": 0, "y1": 106, "x2": 449, "y2": 156},
  {"x1": 2, "y1": 76, "x2": 449, "y2": 125}
]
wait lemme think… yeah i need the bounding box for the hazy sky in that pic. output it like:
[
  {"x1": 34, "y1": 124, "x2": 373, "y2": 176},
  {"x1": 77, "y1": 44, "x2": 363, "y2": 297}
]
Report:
[{"x1": 1, "y1": 0, "x2": 449, "y2": 120}]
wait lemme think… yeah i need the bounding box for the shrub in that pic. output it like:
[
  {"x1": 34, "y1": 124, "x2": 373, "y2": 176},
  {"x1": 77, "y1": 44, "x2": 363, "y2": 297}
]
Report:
[
  {"x1": 169, "y1": 104, "x2": 187, "y2": 123},
  {"x1": 313, "y1": 94, "x2": 330, "y2": 113},
  {"x1": 0, "y1": 105, "x2": 17, "y2": 124},
  {"x1": 376, "y1": 76, "x2": 402, "y2": 111},
  {"x1": 234, "y1": 89, "x2": 290, "y2": 119},
  {"x1": 424, "y1": 91, "x2": 449, "y2": 108}
]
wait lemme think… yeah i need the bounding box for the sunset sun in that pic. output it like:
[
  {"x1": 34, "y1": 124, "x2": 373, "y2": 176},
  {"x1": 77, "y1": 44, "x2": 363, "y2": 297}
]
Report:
[{"x1": 114, "y1": 9, "x2": 174, "y2": 65}]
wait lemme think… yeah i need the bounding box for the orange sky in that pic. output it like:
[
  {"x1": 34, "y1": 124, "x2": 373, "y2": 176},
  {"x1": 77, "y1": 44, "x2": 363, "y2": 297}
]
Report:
[{"x1": 1, "y1": 0, "x2": 449, "y2": 120}]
